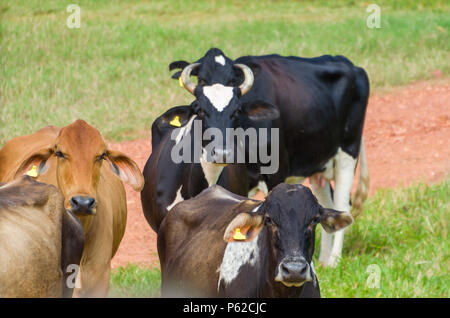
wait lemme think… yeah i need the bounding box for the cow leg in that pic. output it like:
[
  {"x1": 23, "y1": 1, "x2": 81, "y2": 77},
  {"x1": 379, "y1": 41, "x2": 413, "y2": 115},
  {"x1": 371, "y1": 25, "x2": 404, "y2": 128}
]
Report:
[
  {"x1": 310, "y1": 177, "x2": 334, "y2": 265},
  {"x1": 327, "y1": 149, "x2": 357, "y2": 267}
]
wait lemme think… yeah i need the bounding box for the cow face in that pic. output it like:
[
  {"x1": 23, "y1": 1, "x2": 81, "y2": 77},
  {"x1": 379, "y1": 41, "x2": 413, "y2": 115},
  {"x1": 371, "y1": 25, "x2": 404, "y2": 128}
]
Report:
[
  {"x1": 157, "y1": 100, "x2": 279, "y2": 166},
  {"x1": 15, "y1": 120, "x2": 144, "y2": 216},
  {"x1": 174, "y1": 49, "x2": 282, "y2": 165},
  {"x1": 173, "y1": 49, "x2": 279, "y2": 166},
  {"x1": 192, "y1": 85, "x2": 278, "y2": 162},
  {"x1": 224, "y1": 183, "x2": 353, "y2": 288}
]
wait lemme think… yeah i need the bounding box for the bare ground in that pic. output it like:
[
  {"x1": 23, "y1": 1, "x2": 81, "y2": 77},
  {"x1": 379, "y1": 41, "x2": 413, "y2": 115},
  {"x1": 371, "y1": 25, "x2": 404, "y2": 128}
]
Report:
[{"x1": 109, "y1": 79, "x2": 450, "y2": 269}]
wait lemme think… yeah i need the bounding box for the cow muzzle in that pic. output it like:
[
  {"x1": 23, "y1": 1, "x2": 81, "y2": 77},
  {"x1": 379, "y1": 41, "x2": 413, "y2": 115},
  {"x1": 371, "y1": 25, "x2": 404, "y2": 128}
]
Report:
[
  {"x1": 70, "y1": 195, "x2": 97, "y2": 216},
  {"x1": 275, "y1": 256, "x2": 312, "y2": 287}
]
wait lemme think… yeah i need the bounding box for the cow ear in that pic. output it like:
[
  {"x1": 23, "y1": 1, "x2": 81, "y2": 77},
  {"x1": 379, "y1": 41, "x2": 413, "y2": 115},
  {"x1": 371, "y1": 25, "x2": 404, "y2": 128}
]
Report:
[
  {"x1": 241, "y1": 100, "x2": 280, "y2": 122},
  {"x1": 319, "y1": 207, "x2": 354, "y2": 234},
  {"x1": 171, "y1": 71, "x2": 182, "y2": 80},
  {"x1": 106, "y1": 150, "x2": 144, "y2": 192},
  {"x1": 151, "y1": 106, "x2": 194, "y2": 150},
  {"x1": 169, "y1": 60, "x2": 189, "y2": 79},
  {"x1": 155, "y1": 106, "x2": 194, "y2": 130},
  {"x1": 14, "y1": 148, "x2": 54, "y2": 179},
  {"x1": 169, "y1": 60, "x2": 190, "y2": 71},
  {"x1": 224, "y1": 212, "x2": 264, "y2": 243}
]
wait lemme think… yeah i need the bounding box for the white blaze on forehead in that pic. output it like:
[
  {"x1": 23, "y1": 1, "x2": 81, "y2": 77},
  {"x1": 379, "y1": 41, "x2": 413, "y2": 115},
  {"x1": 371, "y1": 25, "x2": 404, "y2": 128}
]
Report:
[
  {"x1": 215, "y1": 55, "x2": 226, "y2": 66},
  {"x1": 218, "y1": 233, "x2": 261, "y2": 290},
  {"x1": 203, "y1": 84, "x2": 234, "y2": 112}
]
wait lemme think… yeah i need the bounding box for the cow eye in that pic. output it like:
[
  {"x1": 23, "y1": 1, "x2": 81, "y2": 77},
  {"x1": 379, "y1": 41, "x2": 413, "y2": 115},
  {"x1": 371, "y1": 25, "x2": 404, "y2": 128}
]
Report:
[
  {"x1": 198, "y1": 79, "x2": 207, "y2": 86},
  {"x1": 55, "y1": 151, "x2": 65, "y2": 159},
  {"x1": 99, "y1": 152, "x2": 107, "y2": 161}
]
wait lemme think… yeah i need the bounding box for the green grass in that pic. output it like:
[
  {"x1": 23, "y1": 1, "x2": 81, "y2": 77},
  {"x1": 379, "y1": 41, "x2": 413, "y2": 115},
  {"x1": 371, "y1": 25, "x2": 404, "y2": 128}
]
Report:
[
  {"x1": 318, "y1": 180, "x2": 449, "y2": 297},
  {"x1": 109, "y1": 180, "x2": 449, "y2": 298},
  {"x1": 109, "y1": 264, "x2": 161, "y2": 298},
  {"x1": 1, "y1": 0, "x2": 449, "y2": 145}
]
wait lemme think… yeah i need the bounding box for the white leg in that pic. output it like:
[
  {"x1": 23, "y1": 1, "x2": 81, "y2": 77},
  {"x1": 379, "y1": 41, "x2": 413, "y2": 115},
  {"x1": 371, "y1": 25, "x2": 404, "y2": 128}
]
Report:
[
  {"x1": 328, "y1": 149, "x2": 357, "y2": 267},
  {"x1": 311, "y1": 178, "x2": 334, "y2": 265}
]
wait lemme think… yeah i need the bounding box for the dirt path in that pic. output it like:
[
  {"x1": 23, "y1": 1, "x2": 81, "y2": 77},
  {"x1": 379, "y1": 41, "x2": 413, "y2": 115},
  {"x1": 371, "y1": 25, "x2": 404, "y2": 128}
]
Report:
[{"x1": 109, "y1": 79, "x2": 450, "y2": 269}]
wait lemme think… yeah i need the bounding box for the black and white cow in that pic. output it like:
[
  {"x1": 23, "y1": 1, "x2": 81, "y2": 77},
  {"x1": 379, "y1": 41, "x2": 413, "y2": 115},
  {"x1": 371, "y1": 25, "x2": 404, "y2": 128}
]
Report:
[
  {"x1": 140, "y1": 105, "x2": 250, "y2": 232},
  {"x1": 158, "y1": 183, "x2": 353, "y2": 297},
  {"x1": 169, "y1": 48, "x2": 370, "y2": 266}
]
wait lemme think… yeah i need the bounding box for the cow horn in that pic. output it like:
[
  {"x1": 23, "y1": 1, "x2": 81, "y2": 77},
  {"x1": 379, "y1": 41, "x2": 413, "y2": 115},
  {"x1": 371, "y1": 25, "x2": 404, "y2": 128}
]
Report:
[
  {"x1": 180, "y1": 62, "x2": 201, "y2": 95},
  {"x1": 235, "y1": 63, "x2": 254, "y2": 95}
]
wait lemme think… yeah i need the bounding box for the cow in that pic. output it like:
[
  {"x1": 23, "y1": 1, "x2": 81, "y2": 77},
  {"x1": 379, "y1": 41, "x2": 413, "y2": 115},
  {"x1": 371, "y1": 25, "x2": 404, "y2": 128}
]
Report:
[
  {"x1": 0, "y1": 175, "x2": 84, "y2": 298},
  {"x1": 140, "y1": 105, "x2": 250, "y2": 232},
  {"x1": 0, "y1": 120, "x2": 144, "y2": 297},
  {"x1": 158, "y1": 183, "x2": 353, "y2": 297},
  {"x1": 169, "y1": 48, "x2": 370, "y2": 266}
]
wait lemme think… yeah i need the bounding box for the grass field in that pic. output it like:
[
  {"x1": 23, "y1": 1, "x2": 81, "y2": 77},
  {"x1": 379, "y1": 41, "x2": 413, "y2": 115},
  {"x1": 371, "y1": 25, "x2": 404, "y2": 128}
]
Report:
[
  {"x1": 1, "y1": 0, "x2": 449, "y2": 144},
  {"x1": 1, "y1": 0, "x2": 449, "y2": 298},
  {"x1": 109, "y1": 181, "x2": 449, "y2": 298}
]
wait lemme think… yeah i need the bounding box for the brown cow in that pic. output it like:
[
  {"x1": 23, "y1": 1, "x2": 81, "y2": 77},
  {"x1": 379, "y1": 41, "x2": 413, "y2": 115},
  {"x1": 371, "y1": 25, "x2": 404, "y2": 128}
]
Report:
[
  {"x1": 0, "y1": 120, "x2": 144, "y2": 297},
  {"x1": 0, "y1": 176, "x2": 84, "y2": 297}
]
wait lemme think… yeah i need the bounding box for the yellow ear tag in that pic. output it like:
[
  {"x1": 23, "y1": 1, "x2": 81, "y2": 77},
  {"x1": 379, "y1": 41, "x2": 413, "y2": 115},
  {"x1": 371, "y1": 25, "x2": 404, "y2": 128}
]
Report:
[
  {"x1": 26, "y1": 165, "x2": 38, "y2": 178},
  {"x1": 232, "y1": 228, "x2": 246, "y2": 241},
  {"x1": 178, "y1": 76, "x2": 184, "y2": 88},
  {"x1": 170, "y1": 115, "x2": 182, "y2": 127}
]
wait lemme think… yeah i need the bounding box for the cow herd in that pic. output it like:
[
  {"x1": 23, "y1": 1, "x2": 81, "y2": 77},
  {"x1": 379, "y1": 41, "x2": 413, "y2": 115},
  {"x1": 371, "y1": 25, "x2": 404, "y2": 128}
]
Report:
[{"x1": 0, "y1": 48, "x2": 369, "y2": 298}]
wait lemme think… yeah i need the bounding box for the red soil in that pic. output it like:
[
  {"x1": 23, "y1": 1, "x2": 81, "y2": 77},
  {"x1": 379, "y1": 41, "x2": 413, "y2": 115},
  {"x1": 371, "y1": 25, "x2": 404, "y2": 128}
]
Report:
[{"x1": 109, "y1": 79, "x2": 450, "y2": 269}]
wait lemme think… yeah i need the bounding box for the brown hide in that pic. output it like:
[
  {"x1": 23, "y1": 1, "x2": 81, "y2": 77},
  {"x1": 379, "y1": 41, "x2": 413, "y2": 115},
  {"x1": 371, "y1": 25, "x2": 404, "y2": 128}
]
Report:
[
  {"x1": 158, "y1": 186, "x2": 261, "y2": 297},
  {"x1": 0, "y1": 120, "x2": 144, "y2": 297},
  {"x1": 0, "y1": 176, "x2": 65, "y2": 297}
]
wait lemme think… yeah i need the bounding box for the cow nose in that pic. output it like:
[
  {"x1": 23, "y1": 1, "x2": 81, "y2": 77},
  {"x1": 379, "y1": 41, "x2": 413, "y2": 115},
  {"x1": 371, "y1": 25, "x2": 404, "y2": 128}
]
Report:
[
  {"x1": 280, "y1": 259, "x2": 311, "y2": 286},
  {"x1": 211, "y1": 148, "x2": 232, "y2": 164},
  {"x1": 70, "y1": 196, "x2": 96, "y2": 215}
]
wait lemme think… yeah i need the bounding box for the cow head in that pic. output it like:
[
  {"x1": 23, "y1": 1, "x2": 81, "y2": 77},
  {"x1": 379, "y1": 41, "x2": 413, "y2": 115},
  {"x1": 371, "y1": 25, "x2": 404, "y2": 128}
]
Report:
[
  {"x1": 223, "y1": 183, "x2": 353, "y2": 288},
  {"x1": 14, "y1": 120, "x2": 144, "y2": 216},
  {"x1": 169, "y1": 49, "x2": 278, "y2": 165},
  {"x1": 170, "y1": 48, "x2": 243, "y2": 86}
]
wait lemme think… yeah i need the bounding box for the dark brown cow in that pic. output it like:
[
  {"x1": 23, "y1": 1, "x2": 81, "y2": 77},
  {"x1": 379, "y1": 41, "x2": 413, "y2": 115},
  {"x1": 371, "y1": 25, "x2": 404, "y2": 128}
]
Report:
[
  {"x1": 158, "y1": 183, "x2": 353, "y2": 298},
  {"x1": 0, "y1": 176, "x2": 84, "y2": 297},
  {"x1": 0, "y1": 120, "x2": 144, "y2": 297}
]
